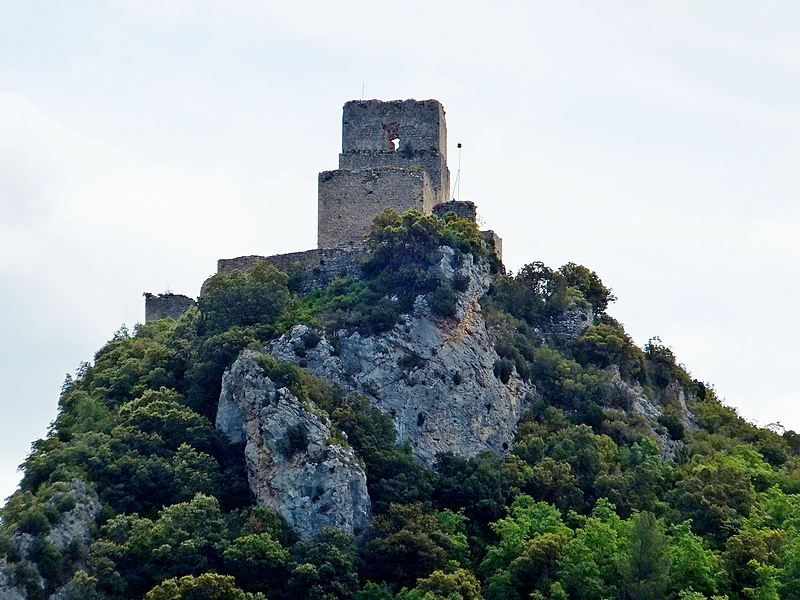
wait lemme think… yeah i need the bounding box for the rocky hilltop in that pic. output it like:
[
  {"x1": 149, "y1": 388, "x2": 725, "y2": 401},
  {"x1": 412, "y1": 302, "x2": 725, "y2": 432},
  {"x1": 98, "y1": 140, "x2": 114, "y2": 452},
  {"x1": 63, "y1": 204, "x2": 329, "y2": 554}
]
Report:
[
  {"x1": 2, "y1": 209, "x2": 798, "y2": 600},
  {"x1": 267, "y1": 246, "x2": 532, "y2": 465}
]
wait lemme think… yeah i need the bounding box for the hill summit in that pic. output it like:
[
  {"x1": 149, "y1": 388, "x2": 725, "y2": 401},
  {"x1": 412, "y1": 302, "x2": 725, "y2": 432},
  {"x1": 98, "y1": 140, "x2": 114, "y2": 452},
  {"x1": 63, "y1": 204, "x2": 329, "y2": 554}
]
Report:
[{"x1": 3, "y1": 100, "x2": 800, "y2": 600}]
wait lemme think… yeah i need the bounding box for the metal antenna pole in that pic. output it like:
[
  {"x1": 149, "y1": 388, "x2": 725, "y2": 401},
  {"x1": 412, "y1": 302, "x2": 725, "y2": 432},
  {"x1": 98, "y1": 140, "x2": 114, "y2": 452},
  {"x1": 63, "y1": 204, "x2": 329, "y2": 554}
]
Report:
[{"x1": 456, "y1": 142, "x2": 462, "y2": 200}]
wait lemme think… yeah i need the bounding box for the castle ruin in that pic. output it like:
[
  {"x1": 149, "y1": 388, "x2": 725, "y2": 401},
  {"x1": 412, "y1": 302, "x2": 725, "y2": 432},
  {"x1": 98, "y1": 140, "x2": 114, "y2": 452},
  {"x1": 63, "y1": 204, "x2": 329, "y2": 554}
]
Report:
[
  {"x1": 145, "y1": 99, "x2": 501, "y2": 320},
  {"x1": 318, "y1": 99, "x2": 450, "y2": 248}
]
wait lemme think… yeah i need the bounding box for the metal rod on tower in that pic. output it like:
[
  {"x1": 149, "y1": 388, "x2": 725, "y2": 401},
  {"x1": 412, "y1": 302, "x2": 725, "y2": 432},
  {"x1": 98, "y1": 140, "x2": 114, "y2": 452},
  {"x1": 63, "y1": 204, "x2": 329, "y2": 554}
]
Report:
[
  {"x1": 451, "y1": 143, "x2": 462, "y2": 200},
  {"x1": 456, "y1": 143, "x2": 462, "y2": 200}
]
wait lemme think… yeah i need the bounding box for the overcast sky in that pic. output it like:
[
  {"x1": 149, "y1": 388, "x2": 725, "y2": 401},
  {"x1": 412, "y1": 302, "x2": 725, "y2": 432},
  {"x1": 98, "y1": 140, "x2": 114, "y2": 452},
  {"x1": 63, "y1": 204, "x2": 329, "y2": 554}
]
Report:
[{"x1": 2, "y1": 1, "x2": 800, "y2": 502}]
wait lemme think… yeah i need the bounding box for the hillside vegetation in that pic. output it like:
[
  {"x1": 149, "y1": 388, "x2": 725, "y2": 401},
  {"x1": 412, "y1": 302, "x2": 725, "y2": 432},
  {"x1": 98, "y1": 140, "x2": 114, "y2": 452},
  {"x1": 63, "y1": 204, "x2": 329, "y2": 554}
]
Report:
[{"x1": 4, "y1": 209, "x2": 800, "y2": 600}]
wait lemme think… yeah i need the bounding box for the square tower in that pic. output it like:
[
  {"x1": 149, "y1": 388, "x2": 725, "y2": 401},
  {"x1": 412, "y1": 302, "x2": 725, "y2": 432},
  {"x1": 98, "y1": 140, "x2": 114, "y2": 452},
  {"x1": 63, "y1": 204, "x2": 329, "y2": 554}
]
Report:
[{"x1": 318, "y1": 99, "x2": 450, "y2": 249}]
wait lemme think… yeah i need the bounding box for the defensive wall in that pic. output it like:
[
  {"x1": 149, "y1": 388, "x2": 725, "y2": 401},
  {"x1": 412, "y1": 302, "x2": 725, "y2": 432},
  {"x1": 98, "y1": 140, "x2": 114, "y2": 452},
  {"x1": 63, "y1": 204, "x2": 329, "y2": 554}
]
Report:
[
  {"x1": 318, "y1": 99, "x2": 450, "y2": 249},
  {"x1": 318, "y1": 168, "x2": 436, "y2": 249},
  {"x1": 144, "y1": 293, "x2": 195, "y2": 322},
  {"x1": 216, "y1": 248, "x2": 367, "y2": 294},
  {"x1": 145, "y1": 99, "x2": 503, "y2": 322}
]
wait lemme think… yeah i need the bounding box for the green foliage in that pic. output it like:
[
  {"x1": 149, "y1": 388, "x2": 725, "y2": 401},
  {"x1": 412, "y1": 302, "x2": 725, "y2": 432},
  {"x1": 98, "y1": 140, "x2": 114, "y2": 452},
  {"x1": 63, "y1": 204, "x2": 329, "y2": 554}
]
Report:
[
  {"x1": 433, "y1": 452, "x2": 513, "y2": 556},
  {"x1": 480, "y1": 495, "x2": 570, "y2": 600},
  {"x1": 397, "y1": 568, "x2": 484, "y2": 600},
  {"x1": 619, "y1": 512, "x2": 671, "y2": 600},
  {"x1": 571, "y1": 323, "x2": 646, "y2": 382},
  {"x1": 558, "y1": 263, "x2": 616, "y2": 312},
  {"x1": 557, "y1": 500, "x2": 629, "y2": 600},
  {"x1": 668, "y1": 458, "x2": 755, "y2": 545},
  {"x1": 11, "y1": 222, "x2": 800, "y2": 600},
  {"x1": 644, "y1": 337, "x2": 692, "y2": 390},
  {"x1": 89, "y1": 493, "x2": 228, "y2": 597},
  {"x1": 361, "y1": 504, "x2": 465, "y2": 590},
  {"x1": 286, "y1": 528, "x2": 359, "y2": 600},
  {"x1": 144, "y1": 573, "x2": 266, "y2": 600},
  {"x1": 486, "y1": 261, "x2": 613, "y2": 329},
  {"x1": 222, "y1": 532, "x2": 290, "y2": 594},
  {"x1": 312, "y1": 209, "x2": 486, "y2": 334},
  {"x1": 199, "y1": 261, "x2": 290, "y2": 337}
]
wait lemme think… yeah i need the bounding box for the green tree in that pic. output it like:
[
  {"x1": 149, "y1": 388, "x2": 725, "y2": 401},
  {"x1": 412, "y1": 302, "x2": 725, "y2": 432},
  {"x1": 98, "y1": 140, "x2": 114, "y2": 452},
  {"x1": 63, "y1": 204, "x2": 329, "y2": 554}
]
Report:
[
  {"x1": 144, "y1": 573, "x2": 265, "y2": 600},
  {"x1": 558, "y1": 500, "x2": 628, "y2": 600},
  {"x1": 286, "y1": 529, "x2": 359, "y2": 600},
  {"x1": 619, "y1": 512, "x2": 671, "y2": 600},
  {"x1": 667, "y1": 522, "x2": 722, "y2": 598},
  {"x1": 397, "y1": 568, "x2": 484, "y2": 600},
  {"x1": 361, "y1": 504, "x2": 463, "y2": 590},
  {"x1": 222, "y1": 532, "x2": 290, "y2": 594},
  {"x1": 199, "y1": 261, "x2": 290, "y2": 336}
]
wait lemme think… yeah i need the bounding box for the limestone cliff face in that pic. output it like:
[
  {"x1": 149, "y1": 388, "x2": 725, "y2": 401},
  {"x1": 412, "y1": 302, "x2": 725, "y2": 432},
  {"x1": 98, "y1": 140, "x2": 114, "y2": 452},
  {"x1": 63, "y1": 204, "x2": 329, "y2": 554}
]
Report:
[
  {"x1": 216, "y1": 350, "x2": 370, "y2": 540},
  {"x1": 270, "y1": 248, "x2": 534, "y2": 466}
]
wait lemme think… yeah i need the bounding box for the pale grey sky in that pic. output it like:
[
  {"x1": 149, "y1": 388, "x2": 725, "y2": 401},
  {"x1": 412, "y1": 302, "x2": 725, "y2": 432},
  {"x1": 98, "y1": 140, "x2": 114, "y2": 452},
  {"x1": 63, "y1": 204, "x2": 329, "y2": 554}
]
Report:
[{"x1": 2, "y1": 0, "x2": 800, "y2": 501}]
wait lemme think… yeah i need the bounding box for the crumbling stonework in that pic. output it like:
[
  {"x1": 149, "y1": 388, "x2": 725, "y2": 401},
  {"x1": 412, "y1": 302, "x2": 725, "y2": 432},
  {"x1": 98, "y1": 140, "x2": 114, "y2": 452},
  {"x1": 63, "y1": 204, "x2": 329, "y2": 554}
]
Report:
[
  {"x1": 144, "y1": 293, "x2": 195, "y2": 322},
  {"x1": 318, "y1": 168, "x2": 437, "y2": 249},
  {"x1": 433, "y1": 200, "x2": 477, "y2": 222},
  {"x1": 214, "y1": 247, "x2": 367, "y2": 294},
  {"x1": 318, "y1": 99, "x2": 451, "y2": 249},
  {"x1": 340, "y1": 99, "x2": 449, "y2": 196}
]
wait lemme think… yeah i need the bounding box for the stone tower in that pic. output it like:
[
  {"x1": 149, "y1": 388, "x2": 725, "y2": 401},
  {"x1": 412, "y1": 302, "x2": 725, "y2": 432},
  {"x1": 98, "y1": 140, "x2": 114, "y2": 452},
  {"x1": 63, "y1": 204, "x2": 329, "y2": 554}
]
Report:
[{"x1": 318, "y1": 99, "x2": 450, "y2": 249}]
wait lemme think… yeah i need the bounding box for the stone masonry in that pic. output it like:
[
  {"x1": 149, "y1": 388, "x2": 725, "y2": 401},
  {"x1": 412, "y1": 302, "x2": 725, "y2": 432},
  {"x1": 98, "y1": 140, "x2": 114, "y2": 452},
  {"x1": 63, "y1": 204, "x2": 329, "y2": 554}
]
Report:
[
  {"x1": 148, "y1": 99, "x2": 502, "y2": 320},
  {"x1": 144, "y1": 293, "x2": 195, "y2": 322},
  {"x1": 318, "y1": 99, "x2": 450, "y2": 249},
  {"x1": 318, "y1": 168, "x2": 437, "y2": 248}
]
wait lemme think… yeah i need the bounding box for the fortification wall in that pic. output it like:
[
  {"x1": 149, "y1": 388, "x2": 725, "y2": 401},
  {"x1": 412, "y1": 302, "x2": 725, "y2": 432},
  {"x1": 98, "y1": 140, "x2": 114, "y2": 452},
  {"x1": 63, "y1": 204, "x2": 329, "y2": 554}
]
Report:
[
  {"x1": 339, "y1": 100, "x2": 448, "y2": 201},
  {"x1": 433, "y1": 200, "x2": 477, "y2": 222},
  {"x1": 318, "y1": 168, "x2": 436, "y2": 249},
  {"x1": 339, "y1": 152, "x2": 448, "y2": 205},
  {"x1": 144, "y1": 293, "x2": 195, "y2": 322},
  {"x1": 216, "y1": 248, "x2": 367, "y2": 294},
  {"x1": 482, "y1": 230, "x2": 503, "y2": 263},
  {"x1": 341, "y1": 99, "x2": 446, "y2": 158}
]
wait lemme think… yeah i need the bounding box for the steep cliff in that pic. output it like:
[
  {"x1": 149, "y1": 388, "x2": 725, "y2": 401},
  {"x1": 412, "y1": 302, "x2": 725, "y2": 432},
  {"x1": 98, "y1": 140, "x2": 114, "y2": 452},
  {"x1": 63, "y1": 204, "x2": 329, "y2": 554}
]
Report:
[
  {"x1": 269, "y1": 247, "x2": 533, "y2": 466},
  {"x1": 216, "y1": 350, "x2": 370, "y2": 539}
]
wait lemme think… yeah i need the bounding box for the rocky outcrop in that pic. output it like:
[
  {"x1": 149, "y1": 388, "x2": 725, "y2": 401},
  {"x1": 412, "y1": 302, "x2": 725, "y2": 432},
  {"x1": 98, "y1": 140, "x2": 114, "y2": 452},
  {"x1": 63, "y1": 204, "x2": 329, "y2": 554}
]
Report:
[
  {"x1": 216, "y1": 350, "x2": 370, "y2": 540},
  {"x1": 1, "y1": 479, "x2": 100, "y2": 600},
  {"x1": 270, "y1": 248, "x2": 534, "y2": 466},
  {"x1": 605, "y1": 366, "x2": 698, "y2": 461},
  {"x1": 541, "y1": 303, "x2": 593, "y2": 341}
]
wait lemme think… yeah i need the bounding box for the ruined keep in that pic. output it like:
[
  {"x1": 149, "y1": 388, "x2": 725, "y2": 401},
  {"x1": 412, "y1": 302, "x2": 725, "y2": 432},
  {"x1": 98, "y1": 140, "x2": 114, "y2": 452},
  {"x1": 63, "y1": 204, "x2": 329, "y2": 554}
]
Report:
[
  {"x1": 147, "y1": 99, "x2": 502, "y2": 321},
  {"x1": 318, "y1": 99, "x2": 451, "y2": 249}
]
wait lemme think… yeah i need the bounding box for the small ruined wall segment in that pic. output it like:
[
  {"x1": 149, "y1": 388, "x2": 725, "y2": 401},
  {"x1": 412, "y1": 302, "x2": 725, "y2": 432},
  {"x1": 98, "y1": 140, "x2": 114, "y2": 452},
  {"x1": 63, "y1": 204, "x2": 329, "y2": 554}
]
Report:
[
  {"x1": 482, "y1": 230, "x2": 503, "y2": 264},
  {"x1": 433, "y1": 200, "x2": 477, "y2": 222},
  {"x1": 318, "y1": 168, "x2": 436, "y2": 249},
  {"x1": 144, "y1": 293, "x2": 195, "y2": 322}
]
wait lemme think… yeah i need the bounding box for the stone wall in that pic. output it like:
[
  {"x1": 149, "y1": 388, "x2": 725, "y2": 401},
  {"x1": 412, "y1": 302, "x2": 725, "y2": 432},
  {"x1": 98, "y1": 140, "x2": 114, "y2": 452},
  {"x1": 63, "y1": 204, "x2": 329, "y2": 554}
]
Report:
[
  {"x1": 339, "y1": 99, "x2": 448, "y2": 202},
  {"x1": 215, "y1": 247, "x2": 367, "y2": 294},
  {"x1": 433, "y1": 200, "x2": 477, "y2": 222},
  {"x1": 318, "y1": 99, "x2": 451, "y2": 249},
  {"x1": 341, "y1": 99, "x2": 447, "y2": 158},
  {"x1": 481, "y1": 230, "x2": 503, "y2": 263},
  {"x1": 318, "y1": 168, "x2": 436, "y2": 249},
  {"x1": 144, "y1": 293, "x2": 195, "y2": 322}
]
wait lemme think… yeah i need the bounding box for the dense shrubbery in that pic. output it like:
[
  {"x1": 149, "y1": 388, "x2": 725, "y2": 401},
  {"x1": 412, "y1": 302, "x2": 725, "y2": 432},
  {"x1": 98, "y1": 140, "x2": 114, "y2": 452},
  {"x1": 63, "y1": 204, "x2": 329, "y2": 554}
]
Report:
[{"x1": 5, "y1": 209, "x2": 800, "y2": 600}]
